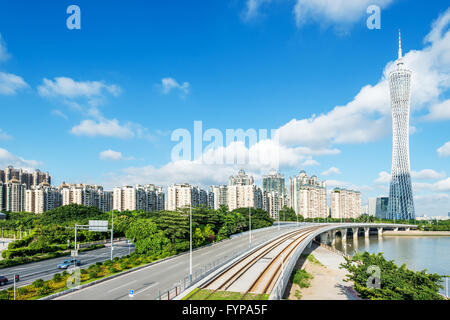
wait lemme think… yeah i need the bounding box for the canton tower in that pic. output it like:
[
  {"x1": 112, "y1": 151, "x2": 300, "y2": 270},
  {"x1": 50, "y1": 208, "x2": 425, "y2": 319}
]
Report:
[{"x1": 387, "y1": 30, "x2": 415, "y2": 220}]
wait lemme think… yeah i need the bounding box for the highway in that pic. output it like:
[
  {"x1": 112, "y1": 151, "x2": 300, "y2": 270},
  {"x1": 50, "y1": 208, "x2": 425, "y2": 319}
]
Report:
[
  {"x1": 56, "y1": 223, "x2": 306, "y2": 300},
  {"x1": 0, "y1": 240, "x2": 135, "y2": 290}
]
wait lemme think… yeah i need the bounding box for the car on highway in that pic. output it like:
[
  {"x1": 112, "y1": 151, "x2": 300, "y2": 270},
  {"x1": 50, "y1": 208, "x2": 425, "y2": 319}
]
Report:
[
  {"x1": 0, "y1": 276, "x2": 8, "y2": 286},
  {"x1": 57, "y1": 259, "x2": 81, "y2": 269}
]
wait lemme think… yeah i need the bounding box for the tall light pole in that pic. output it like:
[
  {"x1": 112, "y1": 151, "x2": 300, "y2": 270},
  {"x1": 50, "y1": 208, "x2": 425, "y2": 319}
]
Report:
[
  {"x1": 248, "y1": 194, "x2": 252, "y2": 248},
  {"x1": 110, "y1": 211, "x2": 114, "y2": 261},
  {"x1": 189, "y1": 199, "x2": 192, "y2": 284}
]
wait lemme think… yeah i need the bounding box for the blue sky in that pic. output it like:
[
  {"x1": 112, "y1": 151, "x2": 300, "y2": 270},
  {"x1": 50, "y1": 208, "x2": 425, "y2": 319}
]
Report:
[{"x1": 0, "y1": 0, "x2": 449, "y2": 216}]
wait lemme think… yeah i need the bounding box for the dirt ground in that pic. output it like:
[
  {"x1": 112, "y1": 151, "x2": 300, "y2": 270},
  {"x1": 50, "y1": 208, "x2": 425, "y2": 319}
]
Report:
[{"x1": 285, "y1": 243, "x2": 361, "y2": 300}]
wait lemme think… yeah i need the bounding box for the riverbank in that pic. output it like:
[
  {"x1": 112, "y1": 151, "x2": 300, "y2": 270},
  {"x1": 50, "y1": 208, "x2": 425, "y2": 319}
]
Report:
[
  {"x1": 284, "y1": 243, "x2": 361, "y2": 300},
  {"x1": 383, "y1": 231, "x2": 450, "y2": 236}
]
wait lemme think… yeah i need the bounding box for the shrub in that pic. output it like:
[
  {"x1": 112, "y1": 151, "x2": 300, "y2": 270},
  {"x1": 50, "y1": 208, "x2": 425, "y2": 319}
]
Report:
[
  {"x1": 53, "y1": 273, "x2": 62, "y2": 282},
  {"x1": 32, "y1": 279, "x2": 45, "y2": 288},
  {"x1": 89, "y1": 271, "x2": 98, "y2": 279},
  {"x1": 96, "y1": 262, "x2": 103, "y2": 266},
  {"x1": 37, "y1": 284, "x2": 51, "y2": 296},
  {"x1": 17, "y1": 287, "x2": 28, "y2": 296},
  {"x1": 0, "y1": 290, "x2": 10, "y2": 300}
]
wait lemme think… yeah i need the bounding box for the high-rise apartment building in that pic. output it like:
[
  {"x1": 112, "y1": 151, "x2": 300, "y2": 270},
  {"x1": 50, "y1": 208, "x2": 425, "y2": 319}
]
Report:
[
  {"x1": 368, "y1": 198, "x2": 377, "y2": 216},
  {"x1": 387, "y1": 31, "x2": 415, "y2": 220},
  {"x1": 376, "y1": 197, "x2": 389, "y2": 219},
  {"x1": 25, "y1": 183, "x2": 61, "y2": 214},
  {"x1": 330, "y1": 188, "x2": 361, "y2": 219},
  {"x1": 5, "y1": 179, "x2": 26, "y2": 212},
  {"x1": 229, "y1": 169, "x2": 254, "y2": 186},
  {"x1": 1, "y1": 166, "x2": 51, "y2": 189},
  {"x1": 262, "y1": 171, "x2": 286, "y2": 219},
  {"x1": 289, "y1": 170, "x2": 327, "y2": 219},
  {"x1": 209, "y1": 185, "x2": 228, "y2": 210},
  {"x1": 262, "y1": 172, "x2": 285, "y2": 194},
  {"x1": 0, "y1": 182, "x2": 5, "y2": 211},
  {"x1": 263, "y1": 191, "x2": 286, "y2": 219},
  {"x1": 166, "y1": 183, "x2": 206, "y2": 211},
  {"x1": 226, "y1": 170, "x2": 263, "y2": 211}
]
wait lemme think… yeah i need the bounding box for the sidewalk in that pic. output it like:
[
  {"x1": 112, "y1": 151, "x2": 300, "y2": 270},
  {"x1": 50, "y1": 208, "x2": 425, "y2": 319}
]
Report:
[{"x1": 286, "y1": 243, "x2": 361, "y2": 300}]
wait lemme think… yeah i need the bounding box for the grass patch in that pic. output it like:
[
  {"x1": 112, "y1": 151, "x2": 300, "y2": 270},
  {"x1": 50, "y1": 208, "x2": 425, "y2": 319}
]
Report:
[
  {"x1": 184, "y1": 289, "x2": 268, "y2": 300},
  {"x1": 294, "y1": 290, "x2": 302, "y2": 299},
  {"x1": 292, "y1": 269, "x2": 313, "y2": 288},
  {"x1": 306, "y1": 254, "x2": 323, "y2": 266}
]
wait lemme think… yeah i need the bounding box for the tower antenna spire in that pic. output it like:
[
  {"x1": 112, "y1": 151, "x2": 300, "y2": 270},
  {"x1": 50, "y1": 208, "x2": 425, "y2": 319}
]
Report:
[{"x1": 397, "y1": 29, "x2": 404, "y2": 68}]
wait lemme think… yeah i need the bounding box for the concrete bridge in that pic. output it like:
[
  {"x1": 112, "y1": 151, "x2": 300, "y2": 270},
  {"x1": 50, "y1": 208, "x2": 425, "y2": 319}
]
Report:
[
  {"x1": 269, "y1": 222, "x2": 418, "y2": 299},
  {"x1": 313, "y1": 223, "x2": 418, "y2": 246}
]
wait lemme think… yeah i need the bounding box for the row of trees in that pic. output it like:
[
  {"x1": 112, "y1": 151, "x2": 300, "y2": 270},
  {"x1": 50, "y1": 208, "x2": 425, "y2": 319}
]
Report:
[{"x1": 1, "y1": 204, "x2": 274, "y2": 261}]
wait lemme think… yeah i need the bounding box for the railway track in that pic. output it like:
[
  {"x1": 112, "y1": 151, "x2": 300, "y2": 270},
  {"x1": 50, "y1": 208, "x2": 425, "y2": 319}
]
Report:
[{"x1": 186, "y1": 225, "x2": 324, "y2": 300}]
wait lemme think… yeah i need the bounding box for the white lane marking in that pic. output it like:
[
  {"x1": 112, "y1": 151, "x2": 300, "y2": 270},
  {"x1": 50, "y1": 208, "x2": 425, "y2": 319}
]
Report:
[
  {"x1": 107, "y1": 280, "x2": 137, "y2": 293},
  {"x1": 135, "y1": 282, "x2": 159, "y2": 296}
]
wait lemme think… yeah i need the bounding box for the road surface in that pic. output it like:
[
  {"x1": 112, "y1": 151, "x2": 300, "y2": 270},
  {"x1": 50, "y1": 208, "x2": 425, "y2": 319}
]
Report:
[
  {"x1": 57, "y1": 223, "x2": 306, "y2": 300},
  {"x1": 0, "y1": 240, "x2": 135, "y2": 290}
]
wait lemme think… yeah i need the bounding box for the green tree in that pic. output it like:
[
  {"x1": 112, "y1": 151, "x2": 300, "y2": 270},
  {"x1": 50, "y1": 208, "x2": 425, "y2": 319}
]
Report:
[
  {"x1": 125, "y1": 219, "x2": 158, "y2": 242},
  {"x1": 193, "y1": 227, "x2": 205, "y2": 247},
  {"x1": 340, "y1": 252, "x2": 444, "y2": 300}
]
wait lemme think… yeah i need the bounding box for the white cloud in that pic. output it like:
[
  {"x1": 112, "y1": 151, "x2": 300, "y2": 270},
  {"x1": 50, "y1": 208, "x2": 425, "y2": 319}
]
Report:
[
  {"x1": 376, "y1": 169, "x2": 446, "y2": 184},
  {"x1": 71, "y1": 119, "x2": 135, "y2": 139},
  {"x1": 0, "y1": 129, "x2": 11, "y2": 140},
  {"x1": 437, "y1": 141, "x2": 450, "y2": 157},
  {"x1": 434, "y1": 178, "x2": 450, "y2": 192},
  {"x1": 0, "y1": 148, "x2": 41, "y2": 171},
  {"x1": 0, "y1": 72, "x2": 28, "y2": 95},
  {"x1": 104, "y1": 138, "x2": 325, "y2": 188},
  {"x1": 0, "y1": 33, "x2": 11, "y2": 62},
  {"x1": 293, "y1": 0, "x2": 393, "y2": 29},
  {"x1": 322, "y1": 166, "x2": 341, "y2": 176},
  {"x1": 51, "y1": 109, "x2": 68, "y2": 120},
  {"x1": 375, "y1": 171, "x2": 391, "y2": 184},
  {"x1": 99, "y1": 150, "x2": 123, "y2": 161},
  {"x1": 242, "y1": 0, "x2": 272, "y2": 21},
  {"x1": 161, "y1": 77, "x2": 190, "y2": 96},
  {"x1": 411, "y1": 169, "x2": 446, "y2": 180},
  {"x1": 414, "y1": 193, "x2": 450, "y2": 217},
  {"x1": 71, "y1": 118, "x2": 156, "y2": 141},
  {"x1": 423, "y1": 99, "x2": 450, "y2": 121},
  {"x1": 38, "y1": 77, "x2": 120, "y2": 99}
]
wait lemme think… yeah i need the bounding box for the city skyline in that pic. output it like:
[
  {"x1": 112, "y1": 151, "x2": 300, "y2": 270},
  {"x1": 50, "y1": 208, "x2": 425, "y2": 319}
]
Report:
[{"x1": 0, "y1": 1, "x2": 449, "y2": 217}]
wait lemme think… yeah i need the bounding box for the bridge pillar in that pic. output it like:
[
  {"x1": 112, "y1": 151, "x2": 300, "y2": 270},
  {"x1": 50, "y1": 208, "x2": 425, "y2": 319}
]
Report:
[
  {"x1": 340, "y1": 229, "x2": 347, "y2": 242},
  {"x1": 364, "y1": 227, "x2": 370, "y2": 238},
  {"x1": 352, "y1": 227, "x2": 358, "y2": 241},
  {"x1": 406, "y1": 227, "x2": 410, "y2": 232},
  {"x1": 330, "y1": 231, "x2": 336, "y2": 246},
  {"x1": 377, "y1": 227, "x2": 383, "y2": 238},
  {"x1": 393, "y1": 227, "x2": 399, "y2": 232},
  {"x1": 320, "y1": 232, "x2": 329, "y2": 244}
]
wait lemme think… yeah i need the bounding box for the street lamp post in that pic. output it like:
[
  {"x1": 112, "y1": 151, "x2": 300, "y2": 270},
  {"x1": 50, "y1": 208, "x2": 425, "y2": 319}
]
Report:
[
  {"x1": 248, "y1": 194, "x2": 252, "y2": 248},
  {"x1": 74, "y1": 224, "x2": 78, "y2": 253},
  {"x1": 110, "y1": 211, "x2": 114, "y2": 261},
  {"x1": 13, "y1": 274, "x2": 16, "y2": 300},
  {"x1": 189, "y1": 201, "x2": 192, "y2": 284}
]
